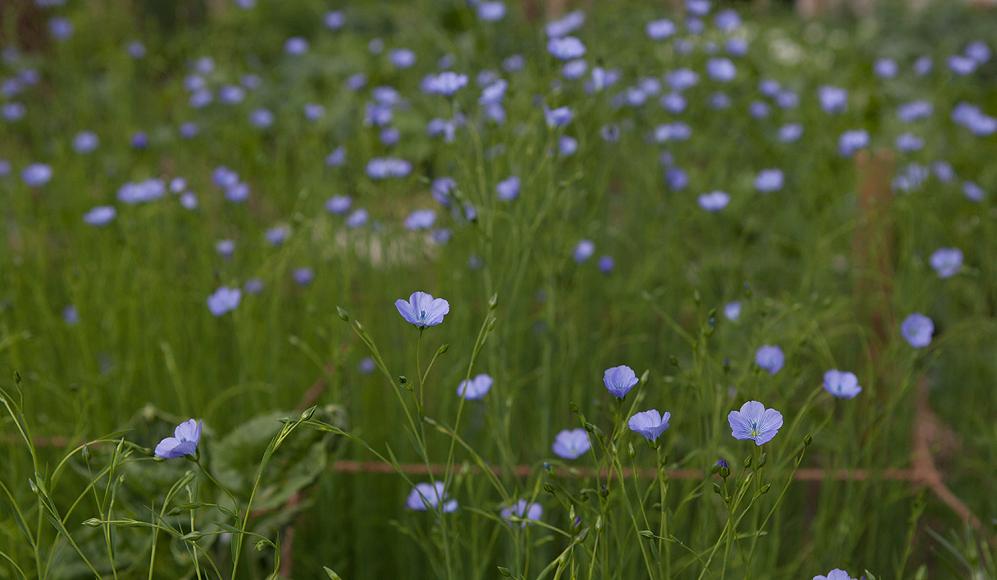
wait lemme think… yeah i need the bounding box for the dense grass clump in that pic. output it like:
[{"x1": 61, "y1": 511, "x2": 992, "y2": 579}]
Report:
[{"x1": 0, "y1": 0, "x2": 994, "y2": 578}]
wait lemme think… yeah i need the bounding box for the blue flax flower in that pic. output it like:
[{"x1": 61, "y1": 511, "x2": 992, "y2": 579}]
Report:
[
  {"x1": 457, "y1": 374, "x2": 493, "y2": 400},
  {"x1": 728, "y1": 401, "x2": 783, "y2": 446},
  {"x1": 395, "y1": 292, "x2": 450, "y2": 328},
  {"x1": 823, "y1": 370, "x2": 862, "y2": 399},
  {"x1": 628, "y1": 410, "x2": 671, "y2": 441},
  {"x1": 604, "y1": 365, "x2": 638, "y2": 399},
  {"x1": 901, "y1": 313, "x2": 933, "y2": 348},
  {"x1": 406, "y1": 482, "x2": 457, "y2": 512},
  {"x1": 552, "y1": 428, "x2": 591, "y2": 459},
  {"x1": 155, "y1": 419, "x2": 202, "y2": 459}
]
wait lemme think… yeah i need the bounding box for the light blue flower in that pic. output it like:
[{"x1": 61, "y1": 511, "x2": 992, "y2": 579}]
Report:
[
  {"x1": 552, "y1": 428, "x2": 590, "y2": 459},
  {"x1": 728, "y1": 401, "x2": 783, "y2": 446},
  {"x1": 395, "y1": 292, "x2": 450, "y2": 328},
  {"x1": 901, "y1": 313, "x2": 933, "y2": 348},
  {"x1": 628, "y1": 410, "x2": 670, "y2": 441},
  {"x1": 823, "y1": 370, "x2": 862, "y2": 399},
  {"x1": 155, "y1": 419, "x2": 202, "y2": 459},
  {"x1": 755, "y1": 345, "x2": 784, "y2": 375},
  {"x1": 604, "y1": 365, "x2": 638, "y2": 399}
]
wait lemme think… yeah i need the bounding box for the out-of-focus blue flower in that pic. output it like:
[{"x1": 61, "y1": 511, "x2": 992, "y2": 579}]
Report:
[
  {"x1": 962, "y1": 181, "x2": 984, "y2": 202},
  {"x1": 179, "y1": 122, "x2": 199, "y2": 139},
  {"x1": 304, "y1": 103, "x2": 325, "y2": 121},
  {"x1": 265, "y1": 225, "x2": 290, "y2": 246},
  {"x1": 715, "y1": 9, "x2": 741, "y2": 31},
  {"x1": 503, "y1": 54, "x2": 525, "y2": 72},
  {"x1": 895, "y1": 133, "x2": 923, "y2": 152},
  {"x1": 628, "y1": 409, "x2": 670, "y2": 441},
  {"x1": 750, "y1": 101, "x2": 770, "y2": 118},
  {"x1": 724, "y1": 301, "x2": 741, "y2": 321},
  {"x1": 215, "y1": 239, "x2": 235, "y2": 258},
  {"x1": 326, "y1": 146, "x2": 346, "y2": 167},
  {"x1": 324, "y1": 11, "x2": 345, "y2": 30},
  {"x1": 389, "y1": 48, "x2": 415, "y2": 69},
  {"x1": 366, "y1": 157, "x2": 412, "y2": 180},
  {"x1": 118, "y1": 178, "x2": 166, "y2": 204},
  {"x1": 293, "y1": 268, "x2": 313, "y2": 286},
  {"x1": 0, "y1": 159, "x2": 10, "y2": 177},
  {"x1": 948, "y1": 55, "x2": 977, "y2": 75},
  {"x1": 755, "y1": 345, "x2": 784, "y2": 375},
  {"x1": 951, "y1": 102, "x2": 996, "y2": 136},
  {"x1": 326, "y1": 195, "x2": 352, "y2": 214},
  {"x1": 755, "y1": 169, "x2": 783, "y2": 193},
  {"x1": 359, "y1": 357, "x2": 375, "y2": 374},
  {"x1": 404, "y1": 209, "x2": 436, "y2": 231},
  {"x1": 2, "y1": 102, "x2": 25, "y2": 121},
  {"x1": 477, "y1": 1, "x2": 506, "y2": 21},
  {"x1": 544, "y1": 105, "x2": 573, "y2": 128},
  {"x1": 823, "y1": 369, "x2": 862, "y2": 399},
  {"x1": 83, "y1": 206, "x2": 116, "y2": 226},
  {"x1": 552, "y1": 428, "x2": 590, "y2": 459},
  {"x1": 380, "y1": 127, "x2": 400, "y2": 146},
  {"x1": 406, "y1": 482, "x2": 457, "y2": 512},
  {"x1": 965, "y1": 40, "x2": 991, "y2": 64},
  {"x1": 422, "y1": 72, "x2": 468, "y2": 96},
  {"x1": 62, "y1": 305, "x2": 79, "y2": 325},
  {"x1": 284, "y1": 37, "x2": 309, "y2": 55},
  {"x1": 707, "y1": 58, "x2": 736, "y2": 82},
  {"x1": 346, "y1": 208, "x2": 369, "y2": 228},
  {"x1": 901, "y1": 313, "x2": 933, "y2": 348},
  {"x1": 838, "y1": 130, "x2": 869, "y2": 157},
  {"x1": 654, "y1": 122, "x2": 691, "y2": 143},
  {"x1": 728, "y1": 401, "x2": 783, "y2": 446},
  {"x1": 559, "y1": 135, "x2": 578, "y2": 156},
  {"x1": 545, "y1": 10, "x2": 585, "y2": 38},
  {"x1": 219, "y1": 84, "x2": 245, "y2": 105},
  {"x1": 665, "y1": 167, "x2": 688, "y2": 191},
  {"x1": 666, "y1": 68, "x2": 699, "y2": 91},
  {"x1": 562, "y1": 59, "x2": 587, "y2": 79},
  {"x1": 250, "y1": 108, "x2": 274, "y2": 129},
  {"x1": 457, "y1": 374, "x2": 493, "y2": 399},
  {"x1": 154, "y1": 419, "x2": 202, "y2": 459},
  {"x1": 180, "y1": 192, "x2": 198, "y2": 209},
  {"x1": 603, "y1": 365, "x2": 638, "y2": 399},
  {"x1": 346, "y1": 73, "x2": 367, "y2": 91},
  {"x1": 892, "y1": 163, "x2": 929, "y2": 193},
  {"x1": 49, "y1": 17, "x2": 73, "y2": 41},
  {"x1": 776, "y1": 91, "x2": 798, "y2": 109},
  {"x1": 395, "y1": 291, "x2": 450, "y2": 328},
  {"x1": 778, "y1": 123, "x2": 803, "y2": 143},
  {"x1": 22, "y1": 163, "x2": 53, "y2": 187},
  {"x1": 479, "y1": 79, "x2": 507, "y2": 105},
  {"x1": 687, "y1": 0, "x2": 711, "y2": 16},
  {"x1": 501, "y1": 500, "x2": 542, "y2": 526},
  {"x1": 874, "y1": 57, "x2": 897, "y2": 78},
  {"x1": 244, "y1": 278, "x2": 264, "y2": 295},
  {"x1": 660, "y1": 92, "x2": 686, "y2": 113},
  {"x1": 897, "y1": 100, "x2": 933, "y2": 123},
  {"x1": 710, "y1": 92, "x2": 731, "y2": 109},
  {"x1": 646, "y1": 19, "x2": 676, "y2": 40},
  {"x1": 497, "y1": 176, "x2": 520, "y2": 201},
  {"x1": 598, "y1": 255, "x2": 614, "y2": 274},
  {"x1": 73, "y1": 131, "x2": 99, "y2": 154},
  {"x1": 573, "y1": 239, "x2": 595, "y2": 262},
  {"x1": 698, "y1": 191, "x2": 729, "y2": 212},
  {"x1": 547, "y1": 36, "x2": 586, "y2": 61},
  {"x1": 818, "y1": 86, "x2": 847, "y2": 113},
  {"x1": 930, "y1": 248, "x2": 962, "y2": 278},
  {"x1": 207, "y1": 287, "x2": 241, "y2": 316},
  {"x1": 813, "y1": 569, "x2": 857, "y2": 580},
  {"x1": 914, "y1": 56, "x2": 933, "y2": 76},
  {"x1": 932, "y1": 161, "x2": 954, "y2": 183}
]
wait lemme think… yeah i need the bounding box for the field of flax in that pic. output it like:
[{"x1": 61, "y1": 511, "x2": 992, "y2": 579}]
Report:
[{"x1": 0, "y1": 0, "x2": 995, "y2": 578}]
